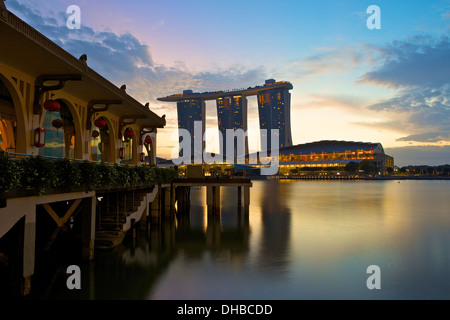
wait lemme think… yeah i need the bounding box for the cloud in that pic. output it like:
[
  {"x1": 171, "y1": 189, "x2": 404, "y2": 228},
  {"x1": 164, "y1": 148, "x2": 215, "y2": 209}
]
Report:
[
  {"x1": 6, "y1": 0, "x2": 267, "y2": 116},
  {"x1": 285, "y1": 44, "x2": 379, "y2": 82},
  {"x1": 385, "y1": 145, "x2": 450, "y2": 166},
  {"x1": 296, "y1": 93, "x2": 368, "y2": 111},
  {"x1": 366, "y1": 84, "x2": 450, "y2": 142},
  {"x1": 359, "y1": 35, "x2": 450, "y2": 88},
  {"x1": 396, "y1": 132, "x2": 450, "y2": 143},
  {"x1": 361, "y1": 35, "x2": 450, "y2": 143}
]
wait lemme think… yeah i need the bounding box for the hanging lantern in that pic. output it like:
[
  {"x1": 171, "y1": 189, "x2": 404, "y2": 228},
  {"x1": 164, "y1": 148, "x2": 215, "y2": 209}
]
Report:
[
  {"x1": 124, "y1": 128, "x2": 134, "y2": 139},
  {"x1": 34, "y1": 127, "x2": 46, "y2": 148},
  {"x1": 144, "y1": 136, "x2": 152, "y2": 145},
  {"x1": 43, "y1": 99, "x2": 60, "y2": 113},
  {"x1": 119, "y1": 147, "x2": 125, "y2": 160},
  {"x1": 140, "y1": 152, "x2": 146, "y2": 162},
  {"x1": 51, "y1": 118, "x2": 63, "y2": 129},
  {"x1": 92, "y1": 130, "x2": 100, "y2": 138},
  {"x1": 94, "y1": 118, "x2": 107, "y2": 129}
]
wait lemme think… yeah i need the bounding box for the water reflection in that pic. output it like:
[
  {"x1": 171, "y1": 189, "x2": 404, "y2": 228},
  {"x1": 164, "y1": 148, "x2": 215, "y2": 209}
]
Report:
[
  {"x1": 256, "y1": 181, "x2": 291, "y2": 274},
  {"x1": 41, "y1": 180, "x2": 450, "y2": 300}
]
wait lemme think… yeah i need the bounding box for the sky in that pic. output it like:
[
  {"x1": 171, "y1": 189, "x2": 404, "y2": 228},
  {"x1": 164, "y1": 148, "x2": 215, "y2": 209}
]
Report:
[{"x1": 5, "y1": 0, "x2": 450, "y2": 166}]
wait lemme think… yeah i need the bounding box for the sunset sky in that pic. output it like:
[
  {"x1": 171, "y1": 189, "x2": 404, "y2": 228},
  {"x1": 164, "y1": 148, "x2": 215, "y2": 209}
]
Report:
[{"x1": 6, "y1": 0, "x2": 450, "y2": 166}]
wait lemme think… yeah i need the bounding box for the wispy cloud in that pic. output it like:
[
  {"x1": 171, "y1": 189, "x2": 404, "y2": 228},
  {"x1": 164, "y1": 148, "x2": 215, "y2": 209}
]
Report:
[
  {"x1": 359, "y1": 35, "x2": 450, "y2": 88},
  {"x1": 385, "y1": 145, "x2": 450, "y2": 166},
  {"x1": 285, "y1": 43, "x2": 379, "y2": 83},
  {"x1": 360, "y1": 35, "x2": 450, "y2": 143}
]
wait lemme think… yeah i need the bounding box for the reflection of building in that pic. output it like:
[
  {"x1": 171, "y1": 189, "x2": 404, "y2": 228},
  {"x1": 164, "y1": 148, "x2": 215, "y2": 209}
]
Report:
[
  {"x1": 216, "y1": 95, "x2": 248, "y2": 158},
  {"x1": 257, "y1": 79, "x2": 292, "y2": 151},
  {"x1": 257, "y1": 181, "x2": 291, "y2": 273},
  {"x1": 276, "y1": 140, "x2": 394, "y2": 173},
  {"x1": 177, "y1": 90, "x2": 206, "y2": 157}
]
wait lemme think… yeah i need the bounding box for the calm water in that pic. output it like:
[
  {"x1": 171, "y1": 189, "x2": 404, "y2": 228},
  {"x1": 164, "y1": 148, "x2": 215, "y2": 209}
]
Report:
[{"x1": 41, "y1": 180, "x2": 450, "y2": 300}]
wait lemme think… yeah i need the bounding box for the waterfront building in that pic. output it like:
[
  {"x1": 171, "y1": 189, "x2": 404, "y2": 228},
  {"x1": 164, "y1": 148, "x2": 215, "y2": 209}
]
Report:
[
  {"x1": 176, "y1": 90, "x2": 206, "y2": 158},
  {"x1": 216, "y1": 95, "x2": 248, "y2": 159},
  {"x1": 257, "y1": 79, "x2": 293, "y2": 151},
  {"x1": 0, "y1": 3, "x2": 168, "y2": 297},
  {"x1": 158, "y1": 79, "x2": 293, "y2": 158},
  {"x1": 275, "y1": 140, "x2": 394, "y2": 174},
  {"x1": 0, "y1": 7, "x2": 165, "y2": 164}
]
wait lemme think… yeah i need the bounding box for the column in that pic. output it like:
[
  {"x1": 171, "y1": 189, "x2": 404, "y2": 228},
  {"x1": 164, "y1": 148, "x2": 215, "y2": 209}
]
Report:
[
  {"x1": 22, "y1": 210, "x2": 36, "y2": 296},
  {"x1": 150, "y1": 186, "x2": 161, "y2": 224},
  {"x1": 207, "y1": 186, "x2": 220, "y2": 215},
  {"x1": 81, "y1": 196, "x2": 96, "y2": 261},
  {"x1": 243, "y1": 186, "x2": 250, "y2": 215}
]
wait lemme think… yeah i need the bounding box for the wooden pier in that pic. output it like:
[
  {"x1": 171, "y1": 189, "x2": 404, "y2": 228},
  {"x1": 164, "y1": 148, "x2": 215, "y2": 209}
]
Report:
[{"x1": 173, "y1": 178, "x2": 252, "y2": 215}]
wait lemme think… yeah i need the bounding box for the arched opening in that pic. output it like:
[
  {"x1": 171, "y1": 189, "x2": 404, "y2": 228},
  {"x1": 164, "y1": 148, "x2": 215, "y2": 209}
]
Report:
[
  {"x1": 0, "y1": 79, "x2": 17, "y2": 153},
  {"x1": 90, "y1": 116, "x2": 113, "y2": 163},
  {"x1": 121, "y1": 127, "x2": 135, "y2": 165},
  {"x1": 143, "y1": 134, "x2": 155, "y2": 165},
  {"x1": 38, "y1": 99, "x2": 76, "y2": 158}
]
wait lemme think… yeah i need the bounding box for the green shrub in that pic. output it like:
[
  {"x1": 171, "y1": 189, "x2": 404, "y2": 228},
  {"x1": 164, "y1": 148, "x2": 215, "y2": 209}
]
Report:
[
  {"x1": 0, "y1": 156, "x2": 177, "y2": 196},
  {"x1": 77, "y1": 161, "x2": 102, "y2": 190},
  {"x1": 19, "y1": 156, "x2": 56, "y2": 194},
  {"x1": 0, "y1": 154, "x2": 22, "y2": 192},
  {"x1": 54, "y1": 158, "x2": 82, "y2": 191}
]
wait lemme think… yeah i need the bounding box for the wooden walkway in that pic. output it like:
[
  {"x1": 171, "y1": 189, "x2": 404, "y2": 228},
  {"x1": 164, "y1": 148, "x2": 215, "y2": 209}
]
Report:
[{"x1": 174, "y1": 177, "x2": 252, "y2": 215}]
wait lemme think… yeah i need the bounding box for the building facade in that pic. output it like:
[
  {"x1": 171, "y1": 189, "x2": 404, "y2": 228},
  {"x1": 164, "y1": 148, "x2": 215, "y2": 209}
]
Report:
[
  {"x1": 257, "y1": 79, "x2": 293, "y2": 152},
  {"x1": 159, "y1": 79, "x2": 293, "y2": 160},
  {"x1": 216, "y1": 95, "x2": 248, "y2": 159},
  {"x1": 276, "y1": 140, "x2": 394, "y2": 174},
  {"x1": 176, "y1": 90, "x2": 206, "y2": 158}
]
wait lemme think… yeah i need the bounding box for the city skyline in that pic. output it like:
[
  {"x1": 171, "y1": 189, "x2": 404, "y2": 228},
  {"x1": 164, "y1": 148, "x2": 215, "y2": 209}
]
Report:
[
  {"x1": 158, "y1": 79, "x2": 293, "y2": 157},
  {"x1": 6, "y1": 0, "x2": 450, "y2": 166}
]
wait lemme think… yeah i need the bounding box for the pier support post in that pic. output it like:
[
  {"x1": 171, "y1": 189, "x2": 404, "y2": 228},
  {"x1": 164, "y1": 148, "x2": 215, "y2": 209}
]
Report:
[
  {"x1": 163, "y1": 185, "x2": 175, "y2": 217},
  {"x1": 243, "y1": 186, "x2": 250, "y2": 214},
  {"x1": 170, "y1": 184, "x2": 176, "y2": 215},
  {"x1": 207, "y1": 186, "x2": 220, "y2": 215},
  {"x1": 237, "y1": 186, "x2": 242, "y2": 207},
  {"x1": 81, "y1": 196, "x2": 96, "y2": 261},
  {"x1": 22, "y1": 210, "x2": 36, "y2": 296},
  {"x1": 150, "y1": 186, "x2": 161, "y2": 224},
  {"x1": 176, "y1": 186, "x2": 191, "y2": 214}
]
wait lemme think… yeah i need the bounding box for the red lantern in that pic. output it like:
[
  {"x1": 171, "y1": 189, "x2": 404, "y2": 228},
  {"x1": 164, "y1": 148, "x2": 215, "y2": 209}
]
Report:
[
  {"x1": 92, "y1": 130, "x2": 100, "y2": 138},
  {"x1": 119, "y1": 147, "x2": 125, "y2": 160},
  {"x1": 34, "y1": 127, "x2": 46, "y2": 148},
  {"x1": 52, "y1": 119, "x2": 63, "y2": 129},
  {"x1": 140, "y1": 152, "x2": 145, "y2": 162},
  {"x1": 94, "y1": 118, "x2": 107, "y2": 129},
  {"x1": 144, "y1": 136, "x2": 152, "y2": 144},
  {"x1": 124, "y1": 128, "x2": 134, "y2": 139},
  {"x1": 43, "y1": 99, "x2": 60, "y2": 113}
]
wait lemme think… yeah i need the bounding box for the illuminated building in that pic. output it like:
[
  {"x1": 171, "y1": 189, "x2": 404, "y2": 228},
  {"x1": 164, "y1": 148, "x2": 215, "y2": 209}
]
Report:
[
  {"x1": 275, "y1": 140, "x2": 394, "y2": 174},
  {"x1": 216, "y1": 95, "x2": 248, "y2": 159},
  {"x1": 158, "y1": 79, "x2": 293, "y2": 157},
  {"x1": 257, "y1": 79, "x2": 292, "y2": 152},
  {"x1": 177, "y1": 90, "x2": 206, "y2": 157}
]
